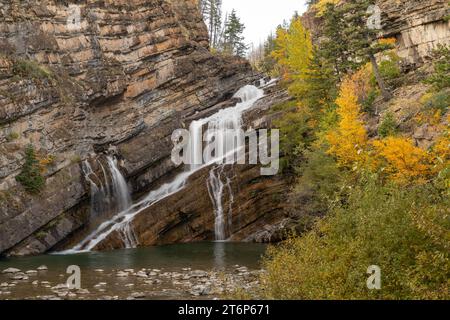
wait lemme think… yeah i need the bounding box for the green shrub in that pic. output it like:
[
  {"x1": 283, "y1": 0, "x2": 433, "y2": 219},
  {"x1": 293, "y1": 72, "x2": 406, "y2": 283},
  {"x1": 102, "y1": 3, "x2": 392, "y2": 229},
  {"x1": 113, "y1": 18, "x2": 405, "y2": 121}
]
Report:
[
  {"x1": 425, "y1": 45, "x2": 450, "y2": 91},
  {"x1": 70, "y1": 155, "x2": 82, "y2": 164},
  {"x1": 362, "y1": 89, "x2": 379, "y2": 114},
  {"x1": 423, "y1": 89, "x2": 450, "y2": 114},
  {"x1": 16, "y1": 144, "x2": 45, "y2": 194},
  {"x1": 36, "y1": 231, "x2": 48, "y2": 240},
  {"x1": 6, "y1": 132, "x2": 19, "y2": 141},
  {"x1": 273, "y1": 107, "x2": 313, "y2": 173},
  {"x1": 371, "y1": 55, "x2": 401, "y2": 89},
  {"x1": 269, "y1": 100, "x2": 297, "y2": 114},
  {"x1": 379, "y1": 59, "x2": 401, "y2": 81},
  {"x1": 12, "y1": 59, "x2": 53, "y2": 80},
  {"x1": 260, "y1": 176, "x2": 449, "y2": 300},
  {"x1": 294, "y1": 149, "x2": 347, "y2": 214},
  {"x1": 378, "y1": 112, "x2": 398, "y2": 138}
]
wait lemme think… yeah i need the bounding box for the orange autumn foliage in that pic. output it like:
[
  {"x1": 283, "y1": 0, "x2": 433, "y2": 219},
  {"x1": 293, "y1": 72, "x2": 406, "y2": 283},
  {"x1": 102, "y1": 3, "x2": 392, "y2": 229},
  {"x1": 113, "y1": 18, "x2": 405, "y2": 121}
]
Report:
[
  {"x1": 373, "y1": 137, "x2": 431, "y2": 184},
  {"x1": 378, "y1": 38, "x2": 397, "y2": 46}
]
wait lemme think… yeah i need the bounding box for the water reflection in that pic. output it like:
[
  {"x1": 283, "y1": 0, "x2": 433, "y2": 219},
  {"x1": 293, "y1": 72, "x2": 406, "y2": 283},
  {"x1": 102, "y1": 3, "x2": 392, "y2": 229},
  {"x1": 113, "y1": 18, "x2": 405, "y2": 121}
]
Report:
[
  {"x1": 213, "y1": 241, "x2": 226, "y2": 269},
  {"x1": 0, "y1": 242, "x2": 267, "y2": 271}
]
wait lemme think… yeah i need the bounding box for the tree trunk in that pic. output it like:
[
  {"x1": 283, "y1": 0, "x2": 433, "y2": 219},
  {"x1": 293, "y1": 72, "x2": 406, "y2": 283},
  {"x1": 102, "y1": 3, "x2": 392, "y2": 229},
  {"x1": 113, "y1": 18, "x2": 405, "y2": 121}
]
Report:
[{"x1": 369, "y1": 53, "x2": 392, "y2": 103}]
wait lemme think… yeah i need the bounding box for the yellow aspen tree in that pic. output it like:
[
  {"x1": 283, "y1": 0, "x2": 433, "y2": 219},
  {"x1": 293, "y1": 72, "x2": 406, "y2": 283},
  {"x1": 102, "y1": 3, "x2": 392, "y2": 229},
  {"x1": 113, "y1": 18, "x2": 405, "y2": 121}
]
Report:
[
  {"x1": 271, "y1": 18, "x2": 313, "y2": 85},
  {"x1": 327, "y1": 73, "x2": 369, "y2": 168},
  {"x1": 286, "y1": 18, "x2": 313, "y2": 82},
  {"x1": 271, "y1": 26, "x2": 290, "y2": 80}
]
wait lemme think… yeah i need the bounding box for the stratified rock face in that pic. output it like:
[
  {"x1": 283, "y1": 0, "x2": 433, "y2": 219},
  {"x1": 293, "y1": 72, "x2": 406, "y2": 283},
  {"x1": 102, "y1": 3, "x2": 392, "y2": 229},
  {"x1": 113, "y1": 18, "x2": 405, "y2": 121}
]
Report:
[
  {"x1": 0, "y1": 0, "x2": 257, "y2": 256},
  {"x1": 379, "y1": 0, "x2": 450, "y2": 65}
]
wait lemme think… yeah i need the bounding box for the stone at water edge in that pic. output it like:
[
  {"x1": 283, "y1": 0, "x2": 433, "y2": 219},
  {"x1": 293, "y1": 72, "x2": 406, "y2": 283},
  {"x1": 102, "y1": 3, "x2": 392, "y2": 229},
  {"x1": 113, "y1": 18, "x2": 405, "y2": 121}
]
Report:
[
  {"x1": 190, "y1": 270, "x2": 208, "y2": 278},
  {"x1": 190, "y1": 284, "x2": 211, "y2": 296},
  {"x1": 37, "y1": 265, "x2": 48, "y2": 271},
  {"x1": 2, "y1": 268, "x2": 21, "y2": 274},
  {"x1": 77, "y1": 289, "x2": 90, "y2": 294},
  {"x1": 130, "y1": 292, "x2": 146, "y2": 299},
  {"x1": 144, "y1": 279, "x2": 162, "y2": 285},
  {"x1": 26, "y1": 270, "x2": 38, "y2": 275},
  {"x1": 135, "y1": 271, "x2": 148, "y2": 278},
  {"x1": 10, "y1": 273, "x2": 29, "y2": 280},
  {"x1": 236, "y1": 266, "x2": 248, "y2": 273},
  {"x1": 51, "y1": 284, "x2": 69, "y2": 291},
  {"x1": 116, "y1": 271, "x2": 129, "y2": 277}
]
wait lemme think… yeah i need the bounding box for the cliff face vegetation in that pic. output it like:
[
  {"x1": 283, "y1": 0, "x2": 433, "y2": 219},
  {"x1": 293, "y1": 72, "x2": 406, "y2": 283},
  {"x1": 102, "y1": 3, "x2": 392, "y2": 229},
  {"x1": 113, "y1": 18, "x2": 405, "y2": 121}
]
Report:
[{"x1": 256, "y1": 0, "x2": 450, "y2": 299}]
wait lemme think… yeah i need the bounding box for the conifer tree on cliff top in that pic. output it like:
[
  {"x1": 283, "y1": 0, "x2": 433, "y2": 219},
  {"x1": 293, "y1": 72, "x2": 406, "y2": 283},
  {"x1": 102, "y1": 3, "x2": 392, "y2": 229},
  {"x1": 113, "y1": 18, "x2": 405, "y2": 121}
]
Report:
[{"x1": 223, "y1": 9, "x2": 248, "y2": 58}]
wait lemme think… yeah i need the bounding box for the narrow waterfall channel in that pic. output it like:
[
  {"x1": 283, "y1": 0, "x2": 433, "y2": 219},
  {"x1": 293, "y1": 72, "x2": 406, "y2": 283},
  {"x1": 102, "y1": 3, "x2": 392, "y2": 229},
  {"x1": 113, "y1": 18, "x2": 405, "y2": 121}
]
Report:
[
  {"x1": 79, "y1": 156, "x2": 135, "y2": 249},
  {"x1": 62, "y1": 84, "x2": 264, "y2": 254}
]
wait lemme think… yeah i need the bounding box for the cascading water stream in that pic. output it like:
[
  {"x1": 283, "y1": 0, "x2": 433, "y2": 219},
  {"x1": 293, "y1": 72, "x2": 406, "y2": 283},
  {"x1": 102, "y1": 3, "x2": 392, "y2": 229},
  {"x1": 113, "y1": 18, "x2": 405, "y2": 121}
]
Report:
[
  {"x1": 62, "y1": 84, "x2": 264, "y2": 254},
  {"x1": 105, "y1": 156, "x2": 137, "y2": 248},
  {"x1": 207, "y1": 165, "x2": 226, "y2": 241},
  {"x1": 106, "y1": 156, "x2": 132, "y2": 212}
]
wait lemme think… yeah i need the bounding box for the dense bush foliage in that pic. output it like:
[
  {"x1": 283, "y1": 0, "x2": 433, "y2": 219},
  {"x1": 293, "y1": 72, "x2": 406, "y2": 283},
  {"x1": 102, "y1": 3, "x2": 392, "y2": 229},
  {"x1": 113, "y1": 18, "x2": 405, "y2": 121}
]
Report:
[{"x1": 261, "y1": 174, "x2": 449, "y2": 300}]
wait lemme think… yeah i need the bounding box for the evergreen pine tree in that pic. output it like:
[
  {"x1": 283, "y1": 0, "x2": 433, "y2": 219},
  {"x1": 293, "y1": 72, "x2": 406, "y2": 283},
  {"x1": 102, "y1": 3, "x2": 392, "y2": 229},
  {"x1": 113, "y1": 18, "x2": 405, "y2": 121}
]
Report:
[
  {"x1": 16, "y1": 144, "x2": 45, "y2": 194},
  {"x1": 320, "y1": 3, "x2": 354, "y2": 80},
  {"x1": 261, "y1": 33, "x2": 277, "y2": 74},
  {"x1": 223, "y1": 10, "x2": 248, "y2": 57},
  {"x1": 340, "y1": 0, "x2": 393, "y2": 100}
]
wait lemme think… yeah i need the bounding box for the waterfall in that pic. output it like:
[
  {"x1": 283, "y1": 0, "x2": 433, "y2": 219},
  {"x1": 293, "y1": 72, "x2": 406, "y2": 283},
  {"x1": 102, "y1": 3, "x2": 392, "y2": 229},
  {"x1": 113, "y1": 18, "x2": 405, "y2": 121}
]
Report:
[
  {"x1": 201, "y1": 85, "x2": 263, "y2": 240},
  {"x1": 207, "y1": 166, "x2": 226, "y2": 241},
  {"x1": 62, "y1": 84, "x2": 264, "y2": 254},
  {"x1": 81, "y1": 160, "x2": 103, "y2": 220},
  {"x1": 75, "y1": 156, "x2": 134, "y2": 250},
  {"x1": 106, "y1": 156, "x2": 131, "y2": 212}
]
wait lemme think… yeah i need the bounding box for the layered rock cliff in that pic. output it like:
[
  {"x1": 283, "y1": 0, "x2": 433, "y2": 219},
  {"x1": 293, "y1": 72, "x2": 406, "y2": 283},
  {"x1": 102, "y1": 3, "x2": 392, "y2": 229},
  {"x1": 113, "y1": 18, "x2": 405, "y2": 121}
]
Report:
[
  {"x1": 378, "y1": 0, "x2": 449, "y2": 67},
  {"x1": 0, "y1": 0, "x2": 266, "y2": 256}
]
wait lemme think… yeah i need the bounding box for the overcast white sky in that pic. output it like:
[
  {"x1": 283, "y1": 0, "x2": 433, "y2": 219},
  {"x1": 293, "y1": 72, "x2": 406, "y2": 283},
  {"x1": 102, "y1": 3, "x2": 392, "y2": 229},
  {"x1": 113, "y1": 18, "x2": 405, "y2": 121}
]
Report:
[{"x1": 222, "y1": 0, "x2": 307, "y2": 47}]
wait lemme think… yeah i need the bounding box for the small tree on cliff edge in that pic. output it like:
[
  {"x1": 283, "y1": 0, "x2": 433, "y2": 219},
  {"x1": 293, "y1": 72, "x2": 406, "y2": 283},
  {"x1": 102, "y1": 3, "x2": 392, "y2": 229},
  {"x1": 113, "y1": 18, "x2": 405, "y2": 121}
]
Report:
[
  {"x1": 16, "y1": 144, "x2": 45, "y2": 194},
  {"x1": 223, "y1": 10, "x2": 248, "y2": 57}
]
